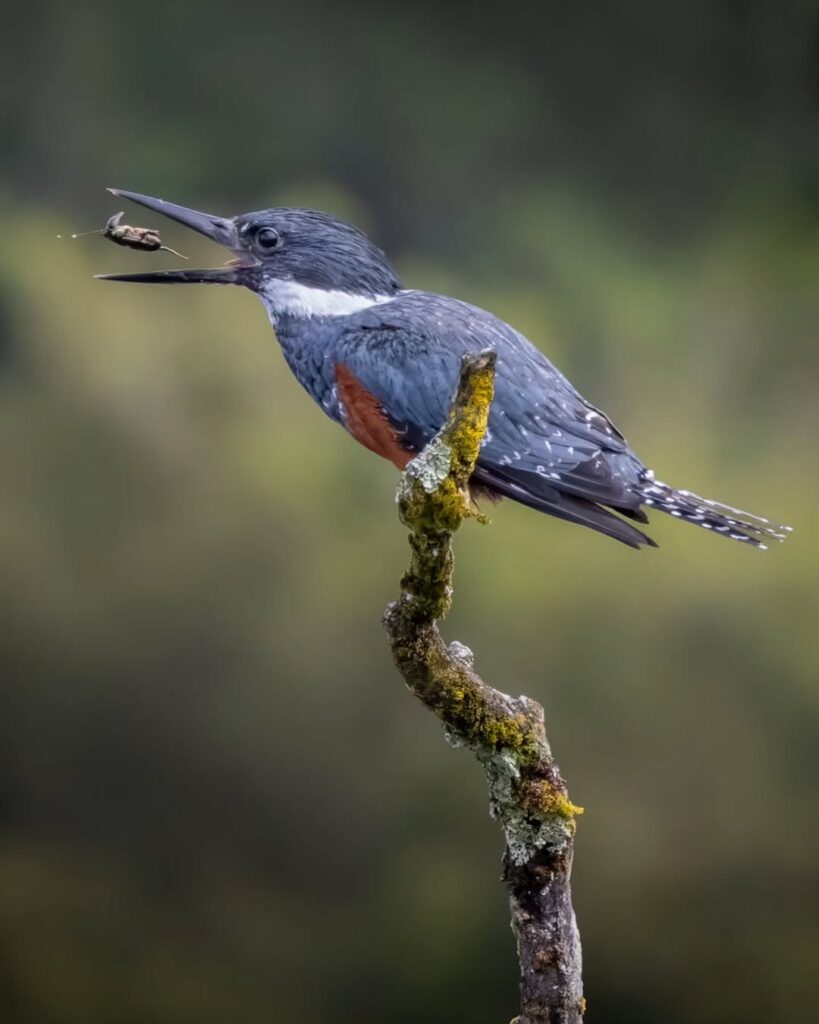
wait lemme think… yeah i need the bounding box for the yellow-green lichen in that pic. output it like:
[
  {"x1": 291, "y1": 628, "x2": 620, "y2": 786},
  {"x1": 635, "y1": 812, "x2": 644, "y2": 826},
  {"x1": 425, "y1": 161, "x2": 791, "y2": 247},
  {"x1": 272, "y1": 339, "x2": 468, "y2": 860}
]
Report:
[
  {"x1": 446, "y1": 352, "x2": 497, "y2": 479},
  {"x1": 474, "y1": 712, "x2": 539, "y2": 761},
  {"x1": 520, "y1": 778, "x2": 584, "y2": 822},
  {"x1": 416, "y1": 648, "x2": 541, "y2": 761}
]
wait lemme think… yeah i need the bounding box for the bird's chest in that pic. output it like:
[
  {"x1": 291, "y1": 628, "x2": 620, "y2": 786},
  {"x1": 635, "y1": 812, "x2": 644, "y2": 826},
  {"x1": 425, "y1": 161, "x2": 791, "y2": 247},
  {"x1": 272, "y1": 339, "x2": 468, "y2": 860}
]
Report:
[
  {"x1": 272, "y1": 317, "x2": 341, "y2": 415},
  {"x1": 273, "y1": 316, "x2": 413, "y2": 468}
]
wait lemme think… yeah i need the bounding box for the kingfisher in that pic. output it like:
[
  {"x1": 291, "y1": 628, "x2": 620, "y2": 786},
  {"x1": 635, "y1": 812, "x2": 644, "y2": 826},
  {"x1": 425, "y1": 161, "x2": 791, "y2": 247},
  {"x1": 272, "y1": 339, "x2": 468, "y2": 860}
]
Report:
[{"x1": 97, "y1": 189, "x2": 789, "y2": 550}]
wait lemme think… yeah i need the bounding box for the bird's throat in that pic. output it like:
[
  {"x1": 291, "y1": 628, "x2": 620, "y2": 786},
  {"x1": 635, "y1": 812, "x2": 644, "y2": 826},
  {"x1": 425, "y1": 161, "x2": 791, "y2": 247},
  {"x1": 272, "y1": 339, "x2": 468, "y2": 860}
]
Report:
[{"x1": 258, "y1": 278, "x2": 394, "y2": 324}]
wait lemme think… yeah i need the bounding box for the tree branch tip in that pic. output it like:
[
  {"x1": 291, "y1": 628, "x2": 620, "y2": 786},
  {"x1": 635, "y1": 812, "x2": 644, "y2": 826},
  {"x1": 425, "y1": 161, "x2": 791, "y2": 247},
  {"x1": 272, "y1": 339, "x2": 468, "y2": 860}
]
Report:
[{"x1": 460, "y1": 347, "x2": 497, "y2": 373}]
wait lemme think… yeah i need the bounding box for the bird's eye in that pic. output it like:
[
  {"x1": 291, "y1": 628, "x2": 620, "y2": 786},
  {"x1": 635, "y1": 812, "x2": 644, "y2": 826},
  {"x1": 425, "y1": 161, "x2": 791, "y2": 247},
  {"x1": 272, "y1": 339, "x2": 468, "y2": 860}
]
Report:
[{"x1": 254, "y1": 227, "x2": 281, "y2": 252}]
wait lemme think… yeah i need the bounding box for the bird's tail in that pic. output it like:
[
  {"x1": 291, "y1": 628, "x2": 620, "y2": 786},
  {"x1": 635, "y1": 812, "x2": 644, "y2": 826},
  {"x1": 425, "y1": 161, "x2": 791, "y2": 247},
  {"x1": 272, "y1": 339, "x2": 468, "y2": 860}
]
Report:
[{"x1": 635, "y1": 472, "x2": 792, "y2": 549}]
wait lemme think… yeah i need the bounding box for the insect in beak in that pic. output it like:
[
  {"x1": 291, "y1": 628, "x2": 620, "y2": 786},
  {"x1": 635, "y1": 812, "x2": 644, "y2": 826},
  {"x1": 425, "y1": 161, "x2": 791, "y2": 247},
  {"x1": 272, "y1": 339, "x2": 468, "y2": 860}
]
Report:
[
  {"x1": 58, "y1": 211, "x2": 189, "y2": 259},
  {"x1": 95, "y1": 188, "x2": 254, "y2": 286}
]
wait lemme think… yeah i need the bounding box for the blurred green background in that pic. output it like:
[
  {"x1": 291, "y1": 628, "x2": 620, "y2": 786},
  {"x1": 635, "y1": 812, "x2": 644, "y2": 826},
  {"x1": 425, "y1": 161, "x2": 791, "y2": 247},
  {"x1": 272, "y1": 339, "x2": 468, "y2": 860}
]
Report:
[{"x1": 1, "y1": 3, "x2": 818, "y2": 1022}]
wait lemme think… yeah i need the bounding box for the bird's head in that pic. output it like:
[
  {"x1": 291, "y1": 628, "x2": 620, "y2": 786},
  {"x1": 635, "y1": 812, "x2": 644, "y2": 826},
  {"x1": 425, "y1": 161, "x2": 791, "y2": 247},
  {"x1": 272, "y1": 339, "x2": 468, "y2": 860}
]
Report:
[{"x1": 97, "y1": 189, "x2": 401, "y2": 319}]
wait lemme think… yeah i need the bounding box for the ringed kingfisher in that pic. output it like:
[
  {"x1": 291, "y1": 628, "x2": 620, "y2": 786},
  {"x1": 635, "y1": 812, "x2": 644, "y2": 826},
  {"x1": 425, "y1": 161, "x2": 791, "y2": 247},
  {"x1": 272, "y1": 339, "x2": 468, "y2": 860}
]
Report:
[{"x1": 98, "y1": 189, "x2": 789, "y2": 550}]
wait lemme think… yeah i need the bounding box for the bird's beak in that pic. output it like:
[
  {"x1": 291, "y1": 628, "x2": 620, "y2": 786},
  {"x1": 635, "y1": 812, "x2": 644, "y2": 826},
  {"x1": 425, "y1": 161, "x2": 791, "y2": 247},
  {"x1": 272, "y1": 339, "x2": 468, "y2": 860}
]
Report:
[{"x1": 95, "y1": 188, "x2": 254, "y2": 285}]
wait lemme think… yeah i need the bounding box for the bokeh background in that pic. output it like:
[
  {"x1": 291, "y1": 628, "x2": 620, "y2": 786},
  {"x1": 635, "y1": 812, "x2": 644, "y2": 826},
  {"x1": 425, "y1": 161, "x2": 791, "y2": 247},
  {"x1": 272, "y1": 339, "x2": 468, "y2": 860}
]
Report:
[{"x1": 1, "y1": 3, "x2": 818, "y2": 1022}]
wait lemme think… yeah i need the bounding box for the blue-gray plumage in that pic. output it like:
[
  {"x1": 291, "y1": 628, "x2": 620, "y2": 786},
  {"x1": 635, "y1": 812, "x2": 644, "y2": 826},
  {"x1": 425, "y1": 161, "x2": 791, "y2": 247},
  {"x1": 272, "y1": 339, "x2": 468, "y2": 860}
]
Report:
[{"x1": 97, "y1": 189, "x2": 790, "y2": 550}]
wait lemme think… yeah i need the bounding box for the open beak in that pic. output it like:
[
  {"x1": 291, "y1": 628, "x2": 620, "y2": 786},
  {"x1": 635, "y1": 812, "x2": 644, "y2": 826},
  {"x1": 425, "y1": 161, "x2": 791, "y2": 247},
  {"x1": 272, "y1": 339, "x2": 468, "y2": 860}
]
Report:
[{"x1": 95, "y1": 188, "x2": 254, "y2": 285}]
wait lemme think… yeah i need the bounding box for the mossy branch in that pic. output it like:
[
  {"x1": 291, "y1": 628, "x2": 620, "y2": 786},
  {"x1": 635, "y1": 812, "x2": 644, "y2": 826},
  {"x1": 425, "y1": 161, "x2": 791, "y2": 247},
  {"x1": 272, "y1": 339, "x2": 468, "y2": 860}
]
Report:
[{"x1": 383, "y1": 350, "x2": 585, "y2": 1024}]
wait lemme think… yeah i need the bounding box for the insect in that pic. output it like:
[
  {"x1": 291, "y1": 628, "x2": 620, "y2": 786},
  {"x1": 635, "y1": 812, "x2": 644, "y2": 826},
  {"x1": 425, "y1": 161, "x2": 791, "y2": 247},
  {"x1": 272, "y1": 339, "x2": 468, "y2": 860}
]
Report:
[{"x1": 58, "y1": 212, "x2": 188, "y2": 259}]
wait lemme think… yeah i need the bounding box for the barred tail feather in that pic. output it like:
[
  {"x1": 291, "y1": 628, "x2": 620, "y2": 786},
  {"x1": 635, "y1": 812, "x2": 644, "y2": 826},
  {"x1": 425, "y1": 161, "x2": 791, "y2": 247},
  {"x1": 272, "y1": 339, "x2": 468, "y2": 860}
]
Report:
[{"x1": 635, "y1": 472, "x2": 792, "y2": 549}]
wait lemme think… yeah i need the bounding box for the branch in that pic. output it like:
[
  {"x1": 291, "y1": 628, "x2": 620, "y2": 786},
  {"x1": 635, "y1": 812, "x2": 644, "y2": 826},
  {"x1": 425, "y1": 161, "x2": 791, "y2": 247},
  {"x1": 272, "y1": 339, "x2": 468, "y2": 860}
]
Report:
[{"x1": 383, "y1": 351, "x2": 585, "y2": 1024}]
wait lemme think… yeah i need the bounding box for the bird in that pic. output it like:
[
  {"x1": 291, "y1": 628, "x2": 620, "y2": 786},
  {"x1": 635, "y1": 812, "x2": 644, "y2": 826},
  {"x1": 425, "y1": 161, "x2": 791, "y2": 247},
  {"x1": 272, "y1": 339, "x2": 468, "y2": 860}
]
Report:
[{"x1": 97, "y1": 188, "x2": 790, "y2": 551}]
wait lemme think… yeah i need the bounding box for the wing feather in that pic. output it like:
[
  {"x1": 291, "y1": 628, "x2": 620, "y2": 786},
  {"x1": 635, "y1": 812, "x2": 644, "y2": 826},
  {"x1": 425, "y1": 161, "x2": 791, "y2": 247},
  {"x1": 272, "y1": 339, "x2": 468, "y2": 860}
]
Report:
[{"x1": 309, "y1": 291, "x2": 650, "y2": 529}]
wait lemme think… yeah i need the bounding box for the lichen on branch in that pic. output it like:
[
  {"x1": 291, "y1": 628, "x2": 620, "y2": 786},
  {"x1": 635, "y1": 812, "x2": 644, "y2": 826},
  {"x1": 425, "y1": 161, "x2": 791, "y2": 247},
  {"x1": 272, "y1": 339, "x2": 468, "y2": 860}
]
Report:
[{"x1": 382, "y1": 350, "x2": 585, "y2": 1023}]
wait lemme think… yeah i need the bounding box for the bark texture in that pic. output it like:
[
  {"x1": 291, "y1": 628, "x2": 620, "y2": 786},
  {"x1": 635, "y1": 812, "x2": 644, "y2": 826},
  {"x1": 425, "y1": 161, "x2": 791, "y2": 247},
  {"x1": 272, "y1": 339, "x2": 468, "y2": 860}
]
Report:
[{"x1": 383, "y1": 350, "x2": 585, "y2": 1024}]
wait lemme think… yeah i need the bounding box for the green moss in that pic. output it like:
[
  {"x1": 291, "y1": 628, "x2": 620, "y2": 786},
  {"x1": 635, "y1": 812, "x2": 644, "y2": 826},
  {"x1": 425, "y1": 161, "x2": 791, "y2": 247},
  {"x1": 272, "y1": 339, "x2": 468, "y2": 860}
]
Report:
[{"x1": 410, "y1": 475, "x2": 470, "y2": 533}]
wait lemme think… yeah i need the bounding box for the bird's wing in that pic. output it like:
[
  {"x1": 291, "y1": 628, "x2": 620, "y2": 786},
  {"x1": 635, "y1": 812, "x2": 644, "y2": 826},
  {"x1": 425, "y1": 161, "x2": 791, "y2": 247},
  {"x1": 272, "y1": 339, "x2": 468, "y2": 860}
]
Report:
[
  {"x1": 302, "y1": 291, "x2": 653, "y2": 547},
  {"x1": 319, "y1": 292, "x2": 647, "y2": 510}
]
